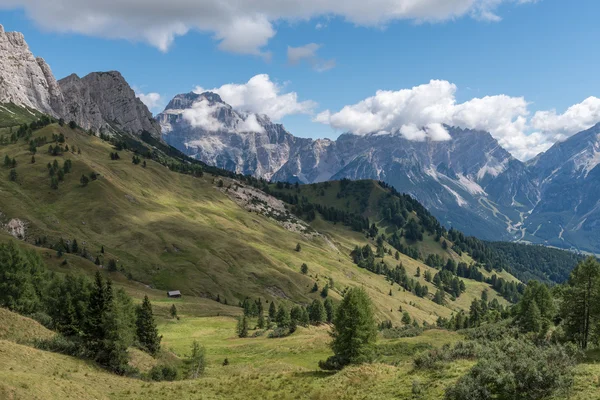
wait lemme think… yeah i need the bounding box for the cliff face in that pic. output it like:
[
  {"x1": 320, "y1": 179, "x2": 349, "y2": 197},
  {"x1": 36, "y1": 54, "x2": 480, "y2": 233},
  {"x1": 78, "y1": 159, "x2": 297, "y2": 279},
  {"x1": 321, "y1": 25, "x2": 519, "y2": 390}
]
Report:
[
  {"x1": 58, "y1": 71, "x2": 161, "y2": 137},
  {"x1": 0, "y1": 24, "x2": 65, "y2": 116},
  {"x1": 0, "y1": 24, "x2": 161, "y2": 139}
]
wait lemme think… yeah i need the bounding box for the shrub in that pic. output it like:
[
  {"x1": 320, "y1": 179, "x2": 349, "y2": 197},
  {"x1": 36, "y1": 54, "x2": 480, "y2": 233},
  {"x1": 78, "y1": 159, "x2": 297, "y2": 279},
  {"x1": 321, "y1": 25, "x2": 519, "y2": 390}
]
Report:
[
  {"x1": 268, "y1": 327, "x2": 290, "y2": 338},
  {"x1": 444, "y1": 339, "x2": 577, "y2": 400},
  {"x1": 381, "y1": 325, "x2": 423, "y2": 339},
  {"x1": 148, "y1": 365, "x2": 178, "y2": 381}
]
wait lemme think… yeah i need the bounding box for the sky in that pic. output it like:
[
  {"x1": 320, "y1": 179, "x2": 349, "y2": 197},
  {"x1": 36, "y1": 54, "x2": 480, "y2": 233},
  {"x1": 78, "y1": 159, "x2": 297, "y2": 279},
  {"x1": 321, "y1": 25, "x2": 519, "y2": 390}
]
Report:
[{"x1": 1, "y1": 0, "x2": 599, "y2": 160}]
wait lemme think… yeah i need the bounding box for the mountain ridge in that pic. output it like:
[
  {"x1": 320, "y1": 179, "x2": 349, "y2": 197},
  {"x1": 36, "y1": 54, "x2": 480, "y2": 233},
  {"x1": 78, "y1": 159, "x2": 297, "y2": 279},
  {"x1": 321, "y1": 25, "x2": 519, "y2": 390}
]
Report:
[{"x1": 157, "y1": 91, "x2": 600, "y2": 253}]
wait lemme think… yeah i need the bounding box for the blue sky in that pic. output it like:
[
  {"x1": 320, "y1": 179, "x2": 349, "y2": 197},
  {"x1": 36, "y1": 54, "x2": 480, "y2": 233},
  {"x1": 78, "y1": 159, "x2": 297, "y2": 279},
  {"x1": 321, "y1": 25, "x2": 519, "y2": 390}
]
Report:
[{"x1": 1, "y1": 0, "x2": 599, "y2": 160}]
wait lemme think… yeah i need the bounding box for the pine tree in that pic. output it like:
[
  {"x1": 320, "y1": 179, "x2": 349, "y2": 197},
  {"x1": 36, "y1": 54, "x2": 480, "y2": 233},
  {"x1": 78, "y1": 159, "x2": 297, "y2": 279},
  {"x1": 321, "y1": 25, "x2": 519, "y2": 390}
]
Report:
[
  {"x1": 170, "y1": 304, "x2": 178, "y2": 319},
  {"x1": 560, "y1": 257, "x2": 600, "y2": 349},
  {"x1": 301, "y1": 263, "x2": 309, "y2": 274},
  {"x1": 80, "y1": 174, "x2": 89, "y2": 187},
  {"x1": 276, "y1": 305, "x2": 290, "y2": 329},
  {"x1": 136, "y1": 295, "x2": 161, "y2": 355},
  {"x1": 311, "y1": 282, "x2": 319, "y2": 292},
  {"x1": 8, "y1": 168, "x2": 17, "y2": 182},
  {"x1": 295, "y1": 243, "x2": 302, "y2": 252},
  {"x1": 268, "y1": 301, "x2": 277, "y2": 320},
  {"x1": 416, "y1": 267, "x2": 421, "y2": 277},
  {"x1": 236, "y1": 315, "x2": 249, "y2": 338},
  {"x1": 320, "y1": 287, "x2": 377, "y2": 370},
  {"x1": 309, "y1": 299, "x2": 326, "y2": 325},
  {"x1": 320, "y1": 284, "x2": 329, "y2": 298},
  {"x1": 107, "y1": 259, "x2": 118, "y2": 272},
  {"x1": 324, "y1": 298, "x2": 335, "y2": 323},
  {"x1": 71, "y1": 239, "x2": 79, "y2": 254},
  {"x1": 401, "y1": 311, "x2": 411, "y2": 325}
]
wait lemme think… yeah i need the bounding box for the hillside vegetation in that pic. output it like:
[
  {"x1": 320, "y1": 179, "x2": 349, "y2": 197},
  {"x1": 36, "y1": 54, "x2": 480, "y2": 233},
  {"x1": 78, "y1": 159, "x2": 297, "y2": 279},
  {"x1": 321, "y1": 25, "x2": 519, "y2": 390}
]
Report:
[
  {"x1": 0, "y1": 106, "x2": 522, "y2": 326},
  {"x1": 1, "y1": 105, "x2": 597, "y2": 400}
]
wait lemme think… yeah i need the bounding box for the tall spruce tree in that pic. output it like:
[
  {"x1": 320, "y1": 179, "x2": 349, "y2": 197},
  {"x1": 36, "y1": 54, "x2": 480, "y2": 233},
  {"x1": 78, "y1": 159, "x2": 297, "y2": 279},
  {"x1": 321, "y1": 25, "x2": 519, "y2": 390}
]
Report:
[
  {"x1": 320, "y1": 287, "x2": 377, "y2": 370},
  {"x1": 136, "y1": 295, "x2": 162, "y2": 355},
  {"x1": 560, "y1": 257, "x2": 600, "y2": 349}
]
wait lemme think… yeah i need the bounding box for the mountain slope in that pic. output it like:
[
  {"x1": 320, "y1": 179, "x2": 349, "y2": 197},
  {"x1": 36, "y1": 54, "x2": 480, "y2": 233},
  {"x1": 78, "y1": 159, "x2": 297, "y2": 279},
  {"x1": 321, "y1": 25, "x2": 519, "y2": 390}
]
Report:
[
  {"x1": 157, "y1": 93, "x2": 536, "y2": 243},
  {"x1": 524, "y1": 123, "x2": 600, "y2": 253},
  {"x1": 0, "y1": 104, "x2": 527, "y2": 327}
]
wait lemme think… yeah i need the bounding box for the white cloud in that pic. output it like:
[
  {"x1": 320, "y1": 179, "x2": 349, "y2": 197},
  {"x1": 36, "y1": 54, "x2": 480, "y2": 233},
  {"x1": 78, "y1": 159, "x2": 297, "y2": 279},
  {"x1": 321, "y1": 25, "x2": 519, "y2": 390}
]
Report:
[
  {"x1": 194, "y1": 74, "x2": 316, "y2": 121},
  {"x1": 315, "y1": 80, "x2": 600, "y2": 161},
  {"x1": 181, "y1": 98, "x2": 266, "y2": 133},
  {"x1": 2, "y1": 0, "x2": 536, "y2": 54},
  {"x1": 530, "y1": 97, "x2": 600, "y2": 136},
  {"x1": 136, "y1": 92, "x2": 163, "y2": 113},
  {"x1": 182, "y1": 99, "x2": 225, "y2": 131},
  {"x1": 287, "y1": 43, "x2": 335, "y2": 71}
]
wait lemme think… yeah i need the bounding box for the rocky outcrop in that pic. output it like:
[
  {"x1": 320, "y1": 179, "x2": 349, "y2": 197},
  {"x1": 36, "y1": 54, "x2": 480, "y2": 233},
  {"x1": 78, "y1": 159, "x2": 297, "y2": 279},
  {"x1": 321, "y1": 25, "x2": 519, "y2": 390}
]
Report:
[
  {"x1": 58, "y1": 71, "x2": 161, "y2": 137},
  {"x1": 0, "y1": 25, "x2": 161, "y2": 139},
  {"x1": 0, "y1": 24, "x2": 64, "y2": 116}
]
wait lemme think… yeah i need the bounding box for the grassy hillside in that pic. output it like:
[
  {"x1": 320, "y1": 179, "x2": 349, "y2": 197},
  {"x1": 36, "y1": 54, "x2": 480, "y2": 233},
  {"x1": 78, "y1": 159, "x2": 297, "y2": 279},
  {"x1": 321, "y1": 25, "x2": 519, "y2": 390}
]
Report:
[
  {"x1": 0, "y1": 306, "x2": 598, "y2": 400},
  {"x1": 0, "y1": 107, "x2": 597, "y2": 400},
  {"x1": 0, "y1": 109, "x2": 518, "y2": 326}
]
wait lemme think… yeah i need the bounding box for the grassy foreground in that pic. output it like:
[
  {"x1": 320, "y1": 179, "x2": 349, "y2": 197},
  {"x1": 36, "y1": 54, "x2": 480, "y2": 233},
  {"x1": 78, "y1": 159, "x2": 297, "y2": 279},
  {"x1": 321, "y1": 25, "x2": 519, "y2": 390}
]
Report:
[{"x1": 1, "y1": 307, "x2": 599, "y2": 399}]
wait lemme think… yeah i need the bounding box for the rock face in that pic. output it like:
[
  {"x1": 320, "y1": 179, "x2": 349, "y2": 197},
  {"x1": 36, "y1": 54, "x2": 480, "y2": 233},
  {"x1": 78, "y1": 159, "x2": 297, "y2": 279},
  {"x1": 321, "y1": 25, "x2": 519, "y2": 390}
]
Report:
[
  {"x1": 525, "y1": 123, "x2": 600, "y2": 252},
  {"x1": 0, "y1": 25, "x2": 161, "y2": 139},
  {"x1": 0, "y1": 24, "x2": 64, "y2": 116},
  {"x1": 157, "y1": 92, "x2": 312, "y2": 179},
  {"x1": 58, "y1": 71, "x2": 161, "y2": 137},
  {"x1": 159, "y1": 92, "x2": 600, "y2": 253}
]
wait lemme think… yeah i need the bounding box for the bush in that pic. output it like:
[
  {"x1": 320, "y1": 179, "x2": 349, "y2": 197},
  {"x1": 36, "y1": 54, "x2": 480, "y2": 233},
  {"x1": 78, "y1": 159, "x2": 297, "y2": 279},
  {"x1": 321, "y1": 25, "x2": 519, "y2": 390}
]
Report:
[
  {"x1": 381, "y1": 325, "x2": 423, "y2": 339},
  {"x1": 34, "y1": 335, "x2": 88, "y2": 358},
  {"x1": 445, "y1": 339, "x2": 577, "y2": 400},
  {"x1": 268, "y1": 327, "x2": 290, "y2": 338},
  {"x1": 148, "y1": 365, "x2": 178, "y2": 381},
  {"x1": 30, "y1": 312, "x2": 54, "y2": 330},
  {"x1": 413, "y1": 341, "x2": 479, "y2": 370}
]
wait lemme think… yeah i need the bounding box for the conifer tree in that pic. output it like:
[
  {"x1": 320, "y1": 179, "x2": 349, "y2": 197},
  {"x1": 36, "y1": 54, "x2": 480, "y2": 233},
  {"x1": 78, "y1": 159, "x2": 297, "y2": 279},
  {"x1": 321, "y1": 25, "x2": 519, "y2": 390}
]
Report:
[
  {"x1": 268, "y1": 301, "x2": 277, "y2": 320},
  {"x1": 276, "y1": 305, "x2": 290, "y2": 329},
  {"x1": 401, "y1": 311, "x2": 411, "y2": 325},
  {"x1": 320, "y1": 287, "x2": 377, "y2": 370},
  {"x1": 170, "y1": 304, "x2": 178, "y2": 319},
  {"x1": 301, "y1": 263, "x2": 308, "y2": 274},
  {"x1": 324, "y1": 298, "x2": 335, "y2": 323},
  {"x1": 236, "y1": 315, "x2": 249, "y2": 338},
  {"x1": 136, "y1": 295, "x2": 161, "y2": 355},
  {"x1": 309, "y1": 299, "x2": 326, "y2": 325}
]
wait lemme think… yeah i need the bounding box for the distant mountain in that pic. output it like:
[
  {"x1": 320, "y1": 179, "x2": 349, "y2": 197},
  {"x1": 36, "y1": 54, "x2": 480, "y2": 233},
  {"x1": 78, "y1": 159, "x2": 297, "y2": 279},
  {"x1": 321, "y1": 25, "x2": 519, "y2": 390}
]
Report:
[
  {"x1": 158, "y1": 91, "x2": 600, "y2": 253},
  {"x1": 158, "y1": 92, "x2": 540, "y2": 243},
  {"x1": 0, "y1": 25, "x2": 160, "y2": 139},
  {"x1": 525, "y1": 123, "x2": 600, "y2": 252}
]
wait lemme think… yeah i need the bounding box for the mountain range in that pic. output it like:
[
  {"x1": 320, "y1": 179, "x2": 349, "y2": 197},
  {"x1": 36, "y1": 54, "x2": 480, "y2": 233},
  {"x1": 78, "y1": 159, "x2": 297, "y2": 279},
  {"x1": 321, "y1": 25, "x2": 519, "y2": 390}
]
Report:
[
  {"x1": 157, "y1": 91, "x2": 600, "y2": 254},
  {"x1": 2, "y1": 24, "x2": 599, "y2": 254}
]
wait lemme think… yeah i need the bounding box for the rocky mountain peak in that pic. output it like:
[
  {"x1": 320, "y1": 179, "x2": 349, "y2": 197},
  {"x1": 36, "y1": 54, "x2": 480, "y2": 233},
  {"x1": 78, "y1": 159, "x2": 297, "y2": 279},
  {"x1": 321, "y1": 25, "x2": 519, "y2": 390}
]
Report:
[
  {"x1": 58, "y1": 71, "x2": 162, "y2": 138},
  {"x1": 0, "y1": 25, "x2": 65, "y2": 116}
]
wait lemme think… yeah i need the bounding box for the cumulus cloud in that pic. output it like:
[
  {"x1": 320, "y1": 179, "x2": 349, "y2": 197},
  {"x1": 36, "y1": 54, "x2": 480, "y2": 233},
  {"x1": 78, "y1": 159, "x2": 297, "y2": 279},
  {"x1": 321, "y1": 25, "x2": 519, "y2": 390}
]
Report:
[
  {"x1": 2, "y1": 0, "x2": 536, "y2": 54},
  {"x1": 530, "y1": 97, "x2": 600, "y2": 137},
  {"x1": 182, "y1": 99, "x2": 225, "y2": 132},
  {"x1": 287, "y1": 43, "x2": 335, "y2": 72},
  {"x1": 314, "y1": 80, "x2": 600, "y2": 161},
  {"x1": 182, "y1": 98, "x2": 266, "y2": 133},
  {"x1": 136, "y1": 92, "x2": 163, "y2": 113},
  {"x1": 194, "y1": 74, "x2": 316, "y2": 121}
]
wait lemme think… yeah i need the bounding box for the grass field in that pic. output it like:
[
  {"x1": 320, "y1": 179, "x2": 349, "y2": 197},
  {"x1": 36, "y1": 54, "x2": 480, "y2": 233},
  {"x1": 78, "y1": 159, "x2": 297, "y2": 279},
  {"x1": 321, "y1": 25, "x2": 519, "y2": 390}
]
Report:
[{"x1": 1, "y1": 306, "x2": 599, "y2": 400}]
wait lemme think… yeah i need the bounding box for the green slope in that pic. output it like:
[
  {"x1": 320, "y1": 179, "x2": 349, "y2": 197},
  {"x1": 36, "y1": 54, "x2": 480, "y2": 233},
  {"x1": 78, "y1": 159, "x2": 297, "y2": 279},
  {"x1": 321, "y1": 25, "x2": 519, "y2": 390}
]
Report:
[{"x1": 0, "y1": 106, "x2": 517, "y2": 327}]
